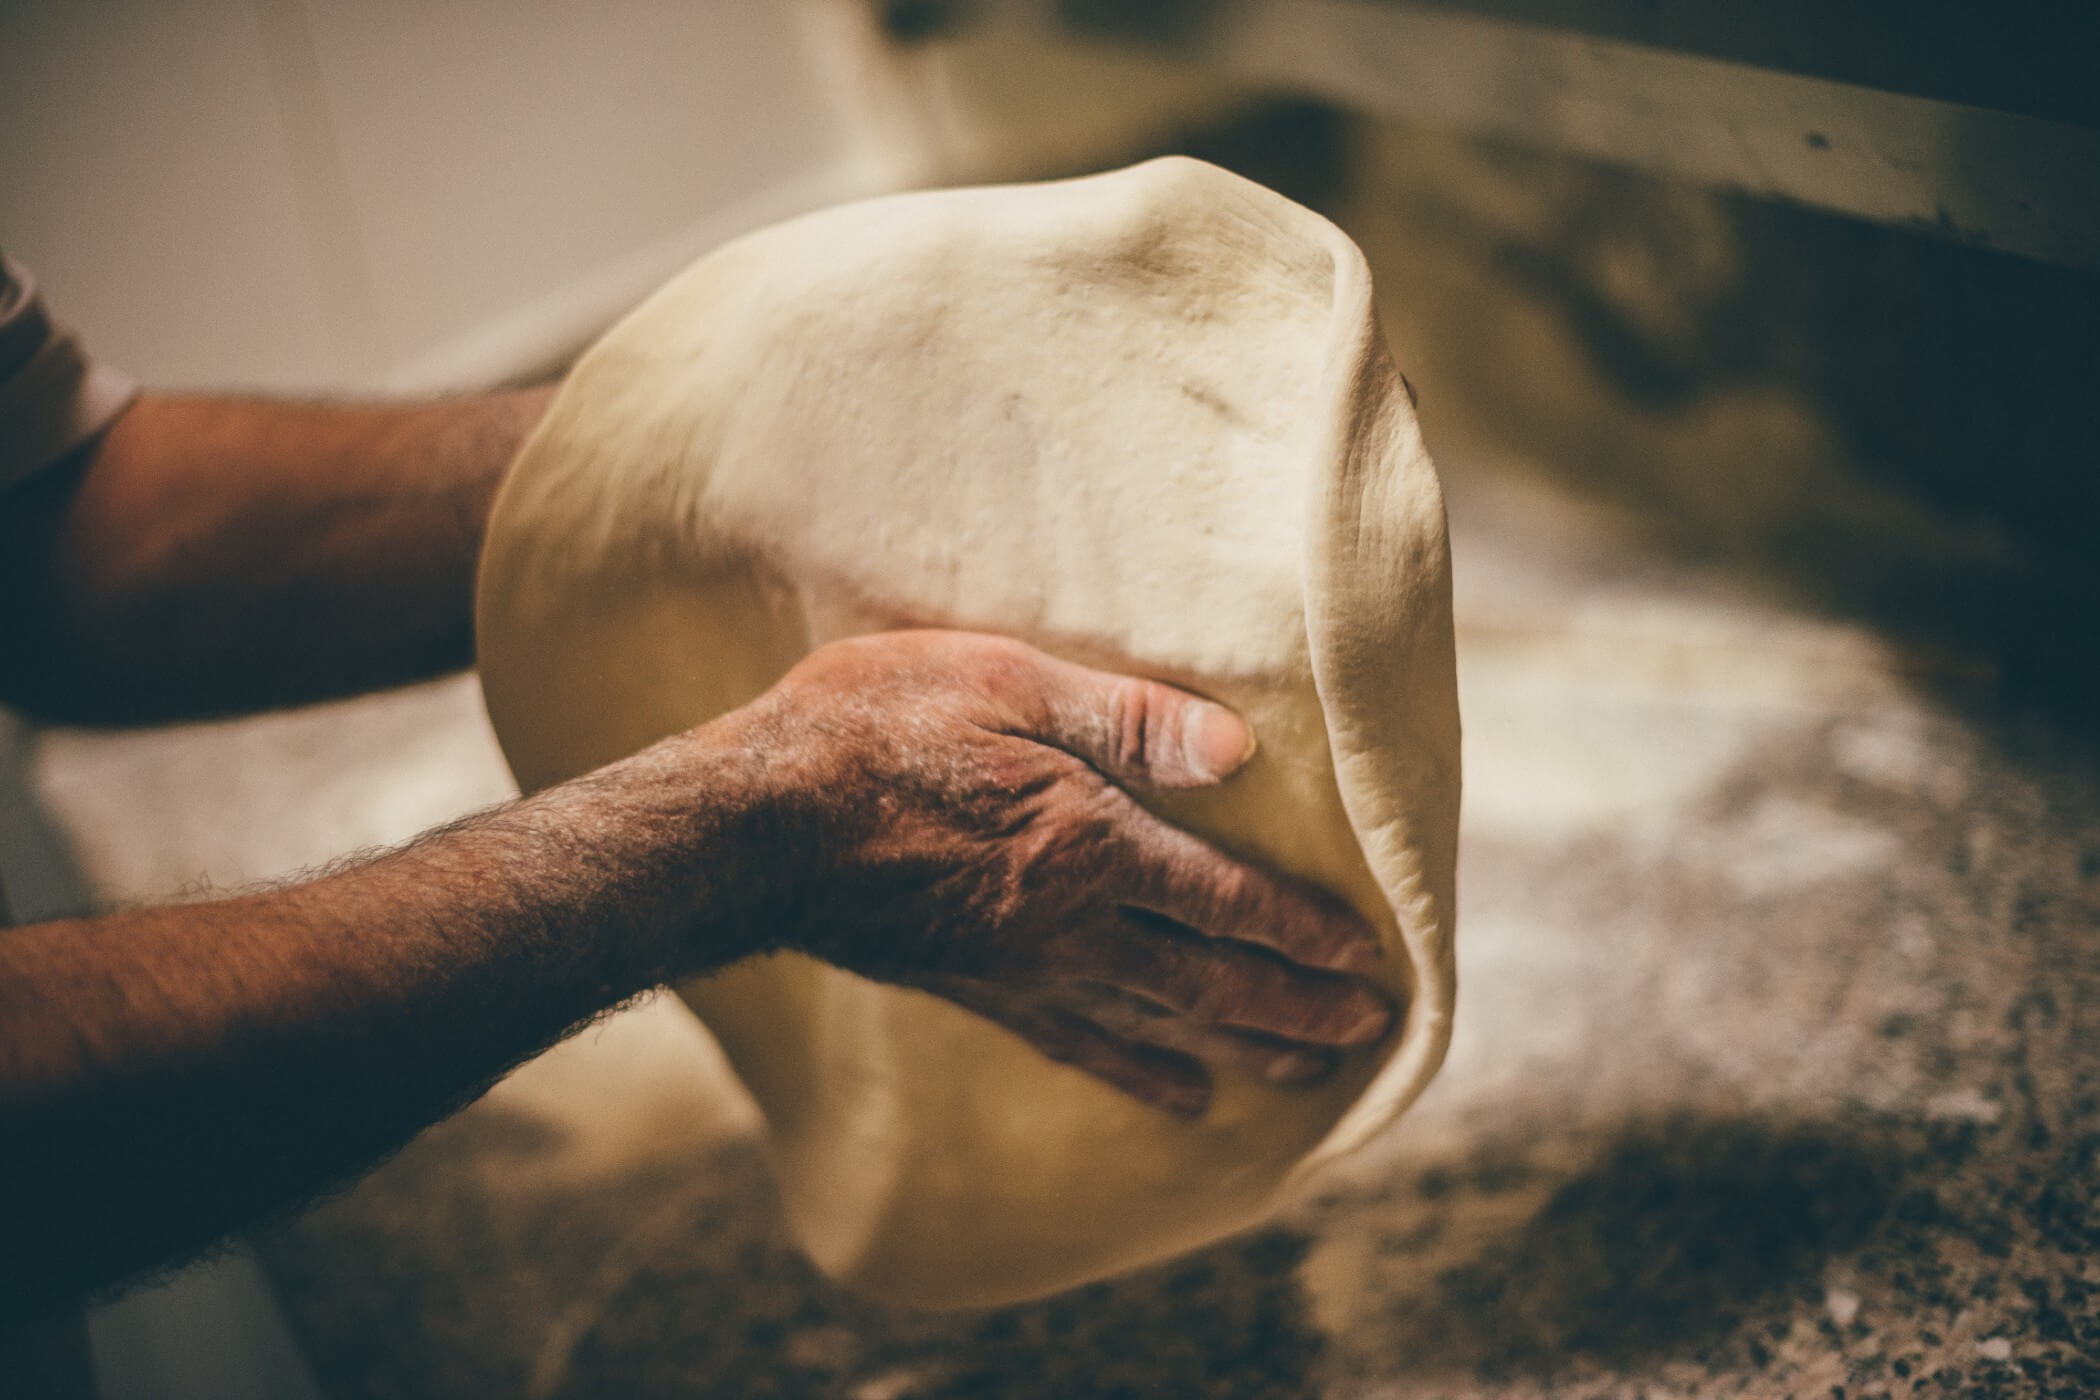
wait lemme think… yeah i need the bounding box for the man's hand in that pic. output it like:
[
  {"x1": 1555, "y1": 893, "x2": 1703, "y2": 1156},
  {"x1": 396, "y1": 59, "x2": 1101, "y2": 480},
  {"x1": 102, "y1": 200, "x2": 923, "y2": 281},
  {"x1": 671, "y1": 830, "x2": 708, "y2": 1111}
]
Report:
[
  {"x1": 718, "y1": 631, "x2": 1396, "y2": 1116},
  {"x1": 0, "y1": 628, "x2": 1389, "y2": 1311}
]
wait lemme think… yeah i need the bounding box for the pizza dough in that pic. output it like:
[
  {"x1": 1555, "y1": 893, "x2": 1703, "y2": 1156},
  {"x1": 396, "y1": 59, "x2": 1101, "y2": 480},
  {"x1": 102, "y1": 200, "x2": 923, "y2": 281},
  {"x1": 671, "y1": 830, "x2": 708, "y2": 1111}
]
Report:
[{"x1": 475, "y1": 156, "x2": 1459, "y2": 1308}]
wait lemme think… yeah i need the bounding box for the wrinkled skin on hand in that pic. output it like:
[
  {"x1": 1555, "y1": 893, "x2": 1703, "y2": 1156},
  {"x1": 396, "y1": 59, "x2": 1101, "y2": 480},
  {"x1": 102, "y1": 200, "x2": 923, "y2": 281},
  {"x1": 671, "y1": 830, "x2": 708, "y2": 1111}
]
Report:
[{"x1": 732, "y1": 631, "x2": 1397, "y2": 1117}]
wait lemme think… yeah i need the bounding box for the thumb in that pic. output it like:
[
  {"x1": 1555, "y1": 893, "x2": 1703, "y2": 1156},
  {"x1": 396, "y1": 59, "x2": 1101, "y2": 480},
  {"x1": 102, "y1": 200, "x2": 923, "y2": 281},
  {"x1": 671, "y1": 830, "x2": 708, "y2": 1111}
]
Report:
[{"x1": 1017, "y1": 652, "x2": 1256, "y2": 790}]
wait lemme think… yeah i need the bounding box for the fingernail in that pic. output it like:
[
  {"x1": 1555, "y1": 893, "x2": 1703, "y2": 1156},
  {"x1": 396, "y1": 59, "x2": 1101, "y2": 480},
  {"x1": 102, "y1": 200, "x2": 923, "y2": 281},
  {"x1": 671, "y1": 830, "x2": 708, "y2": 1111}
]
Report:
[
  {"x1": 1337, "y1": 933, "x2": 1386, "y2": 972},
  {"x1": 1263, "y1": 1049, "x2": 1336, "y2": 1086},
  {"x1": 1181, "y1": 701, "x2": 1255, "y2": 783},
  {"x1": 1342, "y1": 993, "x2": 1395, "y2": 1044},
  {"x1": 1165, "y1": 1082, "x2": 1211, "y2": 1118}
]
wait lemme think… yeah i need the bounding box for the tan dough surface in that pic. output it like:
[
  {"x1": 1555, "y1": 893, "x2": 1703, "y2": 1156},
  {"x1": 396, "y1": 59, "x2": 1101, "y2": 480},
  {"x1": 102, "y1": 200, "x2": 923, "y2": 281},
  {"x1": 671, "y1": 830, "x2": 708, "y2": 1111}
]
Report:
[{"x1": 475, "y1": 157, "x2": 1460, "y2": 1308}]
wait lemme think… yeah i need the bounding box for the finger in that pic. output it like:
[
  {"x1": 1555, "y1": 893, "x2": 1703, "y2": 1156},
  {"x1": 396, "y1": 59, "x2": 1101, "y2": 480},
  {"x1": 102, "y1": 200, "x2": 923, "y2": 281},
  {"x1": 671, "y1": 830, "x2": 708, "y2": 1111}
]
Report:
[
  {"x1": 933, "y1": 978, "x2": 1212, "y2": 1117},
  {"x1": 1116, "y1": 813, "x2": 1386, "y2": 975},
  {"x1": 1063, "y1": 983, "x2": 1342, "y2": 1087},
  {"x1": 987, "y1": 645, "x2": 1255, "y2": 790},
  {"x1": 1064, "y1": 915, "x2": 1395, "y2": 1047}
]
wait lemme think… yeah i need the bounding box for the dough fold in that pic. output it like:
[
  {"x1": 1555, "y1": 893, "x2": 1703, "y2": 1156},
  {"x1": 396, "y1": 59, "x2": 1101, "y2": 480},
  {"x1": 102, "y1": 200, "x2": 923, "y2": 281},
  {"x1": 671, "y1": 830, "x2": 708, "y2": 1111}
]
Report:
[{"x1": 476, "y1": 156, "x2": 1460, "y2": 1308}]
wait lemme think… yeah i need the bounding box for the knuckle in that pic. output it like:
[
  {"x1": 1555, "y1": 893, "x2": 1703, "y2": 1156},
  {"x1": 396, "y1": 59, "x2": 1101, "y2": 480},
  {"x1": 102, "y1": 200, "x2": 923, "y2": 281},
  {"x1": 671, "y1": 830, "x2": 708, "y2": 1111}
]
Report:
[
  {"x1": 1025, "y1": 1010, "x2": 1098, "y2": 1067},
  {"x1": 983, "y1": 798, "x2": 1118, "y2": 922},
  {"x1": 1026, "y1": 785, "x2": 1126, "y2": 876},
  {"x1": 967, "y1": 635, "x2": 1038, "y2": 704},
  {"x1": 976, "y1": 742, "x2": 1048, "y2": 798},
  {"x1": 1105, "y1": 677, "x2": 1151, "y2": 772},
  {"x1": 1205, "y1": 859, "x2": 1258, "y2": 917},
  {"x1": 1031, "y1": 1031, "x2": 1081, "y2": 1067},
  {"x1": 1198, "y1": 955, "x2": 1276, "y2": 1022},
  {"x1": 1153, "y1": 943, "x2": 1216, "y2": 1015},
  {"x1": 1304, "y1": 980, "x2": 1387, "y2": 1044},
  {"x1": 1171, "y1": 855, "x2": 1251, "y2": 938}
]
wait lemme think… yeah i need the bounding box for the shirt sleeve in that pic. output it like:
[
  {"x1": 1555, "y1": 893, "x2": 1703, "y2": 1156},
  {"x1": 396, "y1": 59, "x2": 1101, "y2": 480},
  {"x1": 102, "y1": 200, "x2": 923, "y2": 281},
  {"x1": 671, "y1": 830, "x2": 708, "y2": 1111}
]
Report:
[{"x1": 0, "y1": 253, "x2": 139, "y2": 492}]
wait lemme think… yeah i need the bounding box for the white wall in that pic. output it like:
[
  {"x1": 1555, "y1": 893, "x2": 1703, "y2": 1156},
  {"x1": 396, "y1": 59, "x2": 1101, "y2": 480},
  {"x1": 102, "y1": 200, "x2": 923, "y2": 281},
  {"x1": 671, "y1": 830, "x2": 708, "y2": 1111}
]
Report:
[{"x1": 0, "y1": 0, "x2": 873, "y2": 394}]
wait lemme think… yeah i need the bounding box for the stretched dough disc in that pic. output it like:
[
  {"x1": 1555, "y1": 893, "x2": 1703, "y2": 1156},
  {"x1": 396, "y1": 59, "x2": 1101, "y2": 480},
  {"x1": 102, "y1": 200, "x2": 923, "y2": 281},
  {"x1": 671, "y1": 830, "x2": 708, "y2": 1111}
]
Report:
[{"x1": 476, "y1": 156, "x2": 1459, "y2": 1308}]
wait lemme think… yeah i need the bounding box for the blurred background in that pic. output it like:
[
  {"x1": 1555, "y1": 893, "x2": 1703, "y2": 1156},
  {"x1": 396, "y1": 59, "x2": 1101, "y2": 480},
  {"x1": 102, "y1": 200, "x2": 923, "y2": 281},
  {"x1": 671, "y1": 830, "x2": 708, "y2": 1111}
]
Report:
[{"x1": 3, "y1": 2, "x2": 2097, "y2": 1396}]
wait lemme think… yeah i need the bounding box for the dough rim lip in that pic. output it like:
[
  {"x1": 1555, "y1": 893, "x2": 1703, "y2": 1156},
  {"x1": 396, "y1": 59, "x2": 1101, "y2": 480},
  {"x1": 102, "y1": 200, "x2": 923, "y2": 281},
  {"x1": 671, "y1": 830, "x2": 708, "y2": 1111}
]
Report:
[{"x1": 1285, "y1": 206, "x2": 1457, "y2": 1196}]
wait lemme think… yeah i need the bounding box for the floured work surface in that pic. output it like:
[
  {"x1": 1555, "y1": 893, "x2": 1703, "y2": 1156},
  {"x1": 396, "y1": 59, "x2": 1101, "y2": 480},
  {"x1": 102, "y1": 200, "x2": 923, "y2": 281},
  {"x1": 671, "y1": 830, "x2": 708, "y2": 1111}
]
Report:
[{"x1": 475, "y1": 157, "x2": 1459, "y2": 1307}]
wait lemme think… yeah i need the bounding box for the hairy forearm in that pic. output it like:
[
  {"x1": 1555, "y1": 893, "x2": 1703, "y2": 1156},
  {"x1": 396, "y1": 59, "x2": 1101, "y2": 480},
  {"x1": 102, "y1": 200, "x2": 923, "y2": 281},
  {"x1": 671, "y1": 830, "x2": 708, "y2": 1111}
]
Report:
[
  {"x1": 0, "y1": 385, "x2": 554, "y2": 722},
  {"x1": 0, "y1": 723, "x2": 780, "y2": 1316},
  {"x1": 0, "y1": 629, "x2": 1396, "y2": 1320}
]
